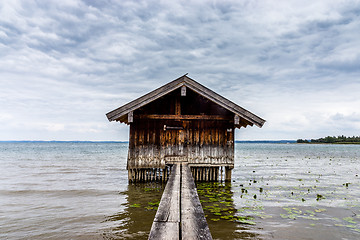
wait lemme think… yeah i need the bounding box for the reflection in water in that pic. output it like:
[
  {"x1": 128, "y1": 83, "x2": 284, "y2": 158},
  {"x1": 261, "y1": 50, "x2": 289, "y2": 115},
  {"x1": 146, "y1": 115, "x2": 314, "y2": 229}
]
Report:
[
  {"x1": 102, "y1": 183, "x2": 165, "y2": 240},
  {"x1": 197, "y1": 182, "x2": 262, "y2": 240}
]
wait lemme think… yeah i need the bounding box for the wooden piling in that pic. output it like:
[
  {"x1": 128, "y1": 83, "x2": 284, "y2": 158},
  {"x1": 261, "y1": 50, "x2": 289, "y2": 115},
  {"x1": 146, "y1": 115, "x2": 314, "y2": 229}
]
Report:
[{"x1": 225, "y1": 167, "x2": 232, "y2": 182}]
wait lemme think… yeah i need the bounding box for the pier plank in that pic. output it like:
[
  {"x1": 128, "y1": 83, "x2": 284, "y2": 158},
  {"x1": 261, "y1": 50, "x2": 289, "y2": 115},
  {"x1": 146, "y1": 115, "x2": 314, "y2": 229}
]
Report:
[
  {"x1": 181, "y1": 164, "x2": 212, "y2": 240},
  {"x1": 149, "y1": 163, "x2": 212, "y2": 240},
  {"x1": 148, "y1": 222, "x2": 179, "y2": 240},
  {"x1": 153, "y1": 164, "x2": 180, "y2": 222}
]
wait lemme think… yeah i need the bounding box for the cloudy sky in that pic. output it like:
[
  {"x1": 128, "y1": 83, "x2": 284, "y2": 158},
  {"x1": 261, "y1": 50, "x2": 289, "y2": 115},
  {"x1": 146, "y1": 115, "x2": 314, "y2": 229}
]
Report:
[{"x1": 1, "y1": 0, "x2": 360, "y2": 141}]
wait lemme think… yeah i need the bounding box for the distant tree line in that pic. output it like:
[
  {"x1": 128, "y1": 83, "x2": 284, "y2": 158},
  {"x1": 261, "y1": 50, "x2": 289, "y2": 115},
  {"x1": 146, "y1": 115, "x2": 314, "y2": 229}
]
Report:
[{"x1": 297, "y1": 135, "x2": 360, "y2": 144}]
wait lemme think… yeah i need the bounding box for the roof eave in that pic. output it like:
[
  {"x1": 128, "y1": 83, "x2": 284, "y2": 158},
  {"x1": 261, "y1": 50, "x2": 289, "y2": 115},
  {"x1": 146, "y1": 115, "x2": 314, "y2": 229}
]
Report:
[{"x1": 106, "y1": 75, "x2": 187, "y2": 121}]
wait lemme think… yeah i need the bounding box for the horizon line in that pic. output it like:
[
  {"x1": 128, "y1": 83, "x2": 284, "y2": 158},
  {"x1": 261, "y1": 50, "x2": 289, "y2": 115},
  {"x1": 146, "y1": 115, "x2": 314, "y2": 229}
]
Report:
[{"x1": 0, "y1": 140, "x2": 297, "y2": 143}]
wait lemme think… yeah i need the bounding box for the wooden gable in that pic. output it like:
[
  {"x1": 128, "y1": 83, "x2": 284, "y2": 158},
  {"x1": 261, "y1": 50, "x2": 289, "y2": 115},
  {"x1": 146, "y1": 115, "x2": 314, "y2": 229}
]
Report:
[{"x1": 106, "y1": 75, "x2": 265, "y2": 129}]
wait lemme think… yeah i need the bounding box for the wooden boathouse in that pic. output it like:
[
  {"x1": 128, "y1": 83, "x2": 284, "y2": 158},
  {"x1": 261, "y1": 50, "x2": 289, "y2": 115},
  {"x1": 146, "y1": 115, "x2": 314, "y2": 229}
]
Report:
[{"x1": 106, "y1": 75, "x2": 265, "y2": 182}]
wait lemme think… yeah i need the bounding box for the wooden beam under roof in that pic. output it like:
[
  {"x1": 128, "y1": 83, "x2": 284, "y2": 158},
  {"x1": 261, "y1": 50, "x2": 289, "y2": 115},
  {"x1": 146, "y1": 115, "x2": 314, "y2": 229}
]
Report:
[{"x1": 135, "y1": 114, "x2": 233, "y2": 121}]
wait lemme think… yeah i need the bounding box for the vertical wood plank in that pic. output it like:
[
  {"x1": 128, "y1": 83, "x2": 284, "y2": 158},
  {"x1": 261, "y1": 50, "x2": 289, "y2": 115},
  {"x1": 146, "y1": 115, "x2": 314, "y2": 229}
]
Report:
[
  {"x1": 234, "y1": 114, "x2": 240, "y2": 125},
  {"x1": 128, "y1": 111, "x2": 133, "y2": 123},
  {"x1": 175, "y1": 98, "x2": 181, "y2": 115}
]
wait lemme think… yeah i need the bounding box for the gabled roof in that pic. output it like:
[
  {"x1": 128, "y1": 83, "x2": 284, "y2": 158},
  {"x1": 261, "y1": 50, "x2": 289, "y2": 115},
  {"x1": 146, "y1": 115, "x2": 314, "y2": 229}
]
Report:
[{"x1": 106, "y1": 75, "x2": 265, "y2": 128}]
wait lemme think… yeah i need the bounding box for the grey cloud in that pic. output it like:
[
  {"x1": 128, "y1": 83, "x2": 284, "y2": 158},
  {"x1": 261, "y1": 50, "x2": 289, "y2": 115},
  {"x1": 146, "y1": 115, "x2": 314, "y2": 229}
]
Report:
[
  {"x1": 330, "y1": 113, "x2": 360, "y2": 123},
  {"x1": 1, "y1": 0, "x2": 360, "y2": 140}
]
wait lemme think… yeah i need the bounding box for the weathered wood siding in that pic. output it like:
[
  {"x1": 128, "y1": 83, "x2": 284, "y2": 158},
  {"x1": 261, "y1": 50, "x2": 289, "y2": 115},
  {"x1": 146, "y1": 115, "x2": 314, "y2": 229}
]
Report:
[
  {"x1": 127, "y1": 119, "x2": 234, "y2": 169},
  {"x1": 126, "y1": 87, "x2": 235, "y2": 182}
]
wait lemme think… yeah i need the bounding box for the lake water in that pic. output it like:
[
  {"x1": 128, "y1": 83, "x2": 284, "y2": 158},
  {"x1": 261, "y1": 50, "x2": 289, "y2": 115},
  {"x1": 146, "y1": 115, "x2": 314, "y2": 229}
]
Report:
[{"x1": 0, "y1": 142, "x2": 359, "y2": 239}]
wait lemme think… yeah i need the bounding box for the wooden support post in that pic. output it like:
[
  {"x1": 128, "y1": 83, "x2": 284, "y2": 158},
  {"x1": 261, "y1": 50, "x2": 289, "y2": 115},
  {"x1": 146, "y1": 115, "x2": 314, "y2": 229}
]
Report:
[
  {"x1": 225, "y1": 167, "x2": 232, "y2": 182},
  {"x1": 220, "y1": 167, "x2": 223, "y2": 182}
]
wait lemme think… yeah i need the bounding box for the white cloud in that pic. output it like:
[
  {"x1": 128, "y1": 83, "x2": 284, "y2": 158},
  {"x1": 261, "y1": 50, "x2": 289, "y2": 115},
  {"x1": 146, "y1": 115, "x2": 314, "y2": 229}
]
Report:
[{"x1": 1, "y1": 0, "x2": 360, "y2": 140}]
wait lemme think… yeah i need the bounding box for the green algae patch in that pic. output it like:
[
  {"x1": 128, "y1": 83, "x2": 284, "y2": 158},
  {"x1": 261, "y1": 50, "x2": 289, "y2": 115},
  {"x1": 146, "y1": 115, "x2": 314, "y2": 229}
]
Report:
[
  {"x1": 211, "y1": 218, "x2": 220, "y2": 222},
  {"x1": 343, "y1": 217, "x2": 356, "y2": 224},
  {"x1": 148, "y1": 201, "x2": 160, "y2": 206},
  {"x1": 196, "y1": 182, "x2": 258, "y2": 226},
  {"x1": 235, "y1": 216, "x2": 256, "y2": 225},
  {"x1": 129, "y1": 203, "x2": 141, "y2": 208}
]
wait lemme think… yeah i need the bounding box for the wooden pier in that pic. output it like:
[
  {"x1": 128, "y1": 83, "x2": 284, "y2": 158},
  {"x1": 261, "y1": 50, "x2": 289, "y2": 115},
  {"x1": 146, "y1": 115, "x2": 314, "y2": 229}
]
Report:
[{"x1": 149, "y1": 163, "x2": 212, "y2": 240}]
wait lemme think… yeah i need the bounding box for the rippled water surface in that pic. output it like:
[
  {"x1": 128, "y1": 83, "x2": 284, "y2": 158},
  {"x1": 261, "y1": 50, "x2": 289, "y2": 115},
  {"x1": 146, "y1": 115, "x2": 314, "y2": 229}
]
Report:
[{"x1": 0, "y1": 142, "x2": 359, "y2": 239}]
